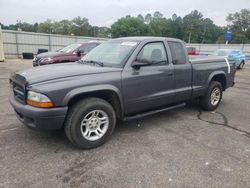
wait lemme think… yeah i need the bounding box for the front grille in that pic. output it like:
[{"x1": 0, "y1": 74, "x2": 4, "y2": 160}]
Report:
[
  {"x1": 12, "y1": 81, "x2": 26, "y2": 104},
  {"x1": 33, "y1": 57, "x2": 41, "y2": 66}
]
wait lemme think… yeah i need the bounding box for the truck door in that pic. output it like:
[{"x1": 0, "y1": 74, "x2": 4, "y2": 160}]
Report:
[
  {"x1": 122, "y1": 41, "x2": 175, "y2": 115},
  {"x1": 168, "y1": 41, "x2": 192, "y2": 102}
]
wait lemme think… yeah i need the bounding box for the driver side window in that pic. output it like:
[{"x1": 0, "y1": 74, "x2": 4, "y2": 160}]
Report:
[{"x1": 137, "y1": 42, "x2": 168, "y2": 66}]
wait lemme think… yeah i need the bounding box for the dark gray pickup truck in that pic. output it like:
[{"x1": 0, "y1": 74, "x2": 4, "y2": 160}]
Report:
[{"x1": 9, "y1": 37, "x2": 236, "y2": 149}]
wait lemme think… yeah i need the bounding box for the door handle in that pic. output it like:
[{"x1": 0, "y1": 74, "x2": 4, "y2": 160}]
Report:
[{"x1": 167, "y1": 72, "x2": 174, "y2": 77}]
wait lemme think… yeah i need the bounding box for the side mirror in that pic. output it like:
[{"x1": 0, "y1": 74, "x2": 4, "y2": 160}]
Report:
[
  {"x1": 77, "y1": 50, "x2": 85, "y2": 57},
  {"x1": 132, "y1": 59, "x2": 152, "y2": 69}
]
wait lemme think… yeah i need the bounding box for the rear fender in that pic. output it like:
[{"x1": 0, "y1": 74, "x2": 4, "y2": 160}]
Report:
[{"x1": 206, "y1": 71, "x2": 226, "y2": 89}]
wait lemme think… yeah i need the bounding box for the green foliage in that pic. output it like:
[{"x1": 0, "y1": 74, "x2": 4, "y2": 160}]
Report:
[
  {"x1": 227, "y1": 9, "x2": 250, "y2": 32},
  {"x1": 71, "y1": 16, "x2": 91, "y2": 36},
  {"x1": 110, "y1": 16, "x2": 148, "y2": 37},
  {"x1": 1, "y1": 9, "x2": 250, "y2": 43},
  {"x1": 182, "y1": 10, "x2": 204, "y2": 43},
  {"x1": 110, "y1": 10, "x2": 222, "y2": 43},
  {"x1": 137, "y1": 14, "x2": 144, "y2": 22},
  {"x1": 148, "y1": 17, "x2": 169, "y2": 36},
  {"x1": 181, "y1": 10, "x2": 223, "y2": 43},
  {"x1": 1, "y1": 17, "x2": 110, "y2": 38},
  {"x1": 226, "y1": 9, "x2": 250, "y2": 43},
  {"x1": 145, "y1": 13, "x2": 153, "y2": 24}
]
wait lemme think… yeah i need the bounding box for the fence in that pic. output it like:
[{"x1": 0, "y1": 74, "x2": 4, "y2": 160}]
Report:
[
  {"x1": 186, "y1": 43, "x2": 250, "y2": 55},
  {"x1": 0, "y1": 27, "x2": 4, "y2": 61},
  {"x1": 1, "y1": 29, "x2": 250, "y2": 58},
  {"x1": 2, "y1": 30, "x2": 106, "y2": 58}
]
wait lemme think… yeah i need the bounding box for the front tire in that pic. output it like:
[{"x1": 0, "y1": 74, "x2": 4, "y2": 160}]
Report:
[
  {"x1": 200, "y1": 81, "x2": 223, "y2": 111},
  {"x1": 64, "y1": 98, "x2": 116, "y2": 149}
]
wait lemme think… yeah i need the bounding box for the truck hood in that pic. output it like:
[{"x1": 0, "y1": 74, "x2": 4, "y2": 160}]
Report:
[{"x1": 15, "y1": 63, "x2": 122, "y2": 85}]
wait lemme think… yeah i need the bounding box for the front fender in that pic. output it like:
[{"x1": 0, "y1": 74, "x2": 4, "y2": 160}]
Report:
[{"x1": 62, "y1": 84, "x2": 124, "y2": 110}]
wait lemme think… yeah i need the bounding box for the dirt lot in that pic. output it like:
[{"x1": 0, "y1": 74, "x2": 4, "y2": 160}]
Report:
[{"x1": 0, "y1": 59, "x2": 250, "y2": 188}]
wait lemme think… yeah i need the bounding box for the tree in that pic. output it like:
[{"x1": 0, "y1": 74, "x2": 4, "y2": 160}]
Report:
[
  {"x1": 110, "y1": 16, "x2": 148, "y2": 37},
  {"x1": 167, "y1": 14, "x2": 184, "y2": 39},
  {"x1": 226, "y1": 9, "x2": 250, "y2": 43},
  {"x1": 153, "y1": 11, "x2": 163, "y2": 19},
  {"x1": 226, "y1": 9, "x2": 250, "y2": 32},
  {"x1": 181, "y1": 10, "x2": 222, "y2": 43},
  {"x1": 183, "y1": 10, "x2": 204, "y2": 43},
  {"x1": 200, "y1": 18, "x2": 223, "y2": 43},
  {"x1": 55, "y1": 20, "x2": 73, "y2": 35},
  {"x1": 0, "y1": 10, "x2": 227, "y2": 43},
  {"x1": 37, "y1": 19, "x2": 54, "y2": 33},
  {"x1": 137, "y1": 14, "x2": 144, "y2": 22},
  {"x1": 145, "y1": 13, "x2": 153, "y2": 24},
  {"x1": 149, "y1": 17, "x2": 169, "y2": 36},
  {"x1": 96, "y1": 27, "x2": 110, "y2": 38},
  {"x1": 71, "y1": 16, "x2": 91, "y2": 36}
]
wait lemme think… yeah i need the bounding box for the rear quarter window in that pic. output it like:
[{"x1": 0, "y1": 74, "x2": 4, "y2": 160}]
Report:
[{"x1": 168, "y1": 41, "x2": 186, "y2": 65}]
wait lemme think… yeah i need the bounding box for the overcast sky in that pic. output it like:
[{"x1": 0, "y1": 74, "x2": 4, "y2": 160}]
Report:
[{"x1": 1, "y1": 0, "x2": 250, "y2": 27}]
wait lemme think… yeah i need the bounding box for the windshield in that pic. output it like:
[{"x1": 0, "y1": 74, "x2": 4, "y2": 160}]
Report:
[
  {"x1": 59, "y1": 43, "x2": 82, "y2": 53},
  {"x1": 81, "y1": 40, "x2": 138, "y2": 67},
  {"x1": 214, "y1": 50, "x2": 230, "y2": 56}
]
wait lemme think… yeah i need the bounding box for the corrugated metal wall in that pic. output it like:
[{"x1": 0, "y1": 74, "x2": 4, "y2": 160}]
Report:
[
  {"x1": 0, "y1": 27, "x2": 5, "y2": 61},
  {"x1": 2, "y1": 29, "x2": 250, "y2": 58},
  {"x1": 186, "y1": 43, "x2": 250, "y2": 55},
  {"x1": 2, "y1": 30, "x2": 106, "y2": 58}
]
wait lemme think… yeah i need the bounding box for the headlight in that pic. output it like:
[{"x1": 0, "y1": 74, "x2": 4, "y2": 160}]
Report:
[
  {"x1": 40, "y1": 57, "x2": 53, "y2": 62},
  {"x1": 27, "y1": 91, "x2": 54, "y2": 108}
]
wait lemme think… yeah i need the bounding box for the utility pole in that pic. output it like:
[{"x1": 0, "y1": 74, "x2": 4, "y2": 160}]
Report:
[
  {"x1": 201, "y1": 24, "x2": 207, "y2": 44},
  {"x1": 16, "y1": 20, "x2": 22, "y2": 31},
  {"x1": 188, "y1": 31, "x2": 191, "y2": 44}
]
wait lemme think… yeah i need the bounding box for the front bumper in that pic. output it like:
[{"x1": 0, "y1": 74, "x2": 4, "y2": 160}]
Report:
[
  {"x1": 9, "y1": 93, "x2": 68, "y2": 130},
  {"x1": 33, "y1": 60, "x2": 39, "y2": 67}
]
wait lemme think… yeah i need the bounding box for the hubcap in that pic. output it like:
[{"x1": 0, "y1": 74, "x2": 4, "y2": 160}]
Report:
[
  {"x1": 210, "y1": 87, "x2": 221, "y2": 106},
  {"x1": 80, "y1": 110, "x2": 109, "y2": 141}
]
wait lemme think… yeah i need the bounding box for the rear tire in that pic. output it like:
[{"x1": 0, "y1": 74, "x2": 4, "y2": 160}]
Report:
[
  {"x1": 200, "y1": 81, "x2": 223, "y2": 111},
  {"x1": 64, "y1": 97, "x2": 116, "y2": 149}
]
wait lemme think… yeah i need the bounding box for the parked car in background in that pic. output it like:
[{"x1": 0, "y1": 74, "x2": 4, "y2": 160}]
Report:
[
  {"x1": 214, "y1": 49, "x2": 246, "y2": 69},
  {"x1": 33, "y1": 41, "x2": 102, "y2": 66},
  {"x1": 187, "y1": 47, "x2": 199, "y2": 55}
]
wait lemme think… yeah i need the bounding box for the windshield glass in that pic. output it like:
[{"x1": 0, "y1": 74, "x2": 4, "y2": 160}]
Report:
[
  {"x1": 81, "y1": 40, "x2": 138, "y2": 67},
  {"x1": 59, "y1": 43, "x2": 82, "y2": 53},
  {"x1": 214, "y1": 50, "x2": 230, "y2": 56}
]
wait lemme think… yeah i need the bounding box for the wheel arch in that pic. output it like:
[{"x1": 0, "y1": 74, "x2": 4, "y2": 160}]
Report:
[
  {"x1": 63, "y1": 85, "x2": 124, "y2": 120},
  {"x1": 207, "y1": 72, "x2": 227, "y2": 91}
]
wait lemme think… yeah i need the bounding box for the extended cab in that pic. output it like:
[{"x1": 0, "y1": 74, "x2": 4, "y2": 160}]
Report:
[{"x1": 9, "y1": 37, "x2": 236, "y2": 149}]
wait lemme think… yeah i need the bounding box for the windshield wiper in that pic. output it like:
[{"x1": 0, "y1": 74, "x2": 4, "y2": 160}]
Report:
[{"x1": 84, "y1": 60, "x2": 104, "y2": 67}]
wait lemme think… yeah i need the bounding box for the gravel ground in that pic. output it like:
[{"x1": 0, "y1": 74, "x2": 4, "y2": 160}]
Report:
[{"x1": 0, "y1": 59, "x2": 250, "y2": 188}]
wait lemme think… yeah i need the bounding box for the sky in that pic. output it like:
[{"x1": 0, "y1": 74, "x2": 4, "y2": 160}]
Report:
[{"x1": 0, "y1": 0, "x2": 250, "y2": 27}]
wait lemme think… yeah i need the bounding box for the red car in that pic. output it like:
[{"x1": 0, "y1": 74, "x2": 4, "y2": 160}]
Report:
[
  {"x1": 33, "y1": 41, "x2": 102, "y2": 66},
  {"x1": 187, "y1": 47, "x2": 199, "y2": 55}
]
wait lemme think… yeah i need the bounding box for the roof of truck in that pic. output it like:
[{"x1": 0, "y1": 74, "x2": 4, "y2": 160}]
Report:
[{"x1": 111, "y1": 36, "x2": 183, "y2": 42}]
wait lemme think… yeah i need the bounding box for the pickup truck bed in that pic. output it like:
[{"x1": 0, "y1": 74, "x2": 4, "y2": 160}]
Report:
[{"x1": 190, "y1": 56, "x2": 235, "y2": 97}]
